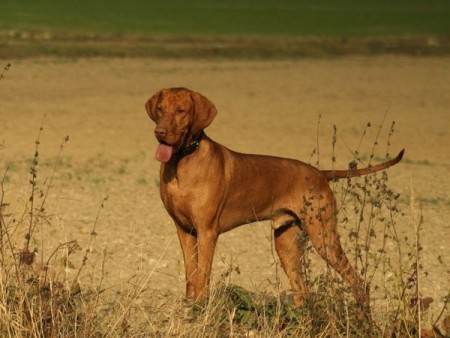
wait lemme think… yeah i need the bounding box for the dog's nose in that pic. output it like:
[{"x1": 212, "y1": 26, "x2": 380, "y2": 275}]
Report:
[{"x1": 154, "y1": 127, "x2": 167, "y2": 139}]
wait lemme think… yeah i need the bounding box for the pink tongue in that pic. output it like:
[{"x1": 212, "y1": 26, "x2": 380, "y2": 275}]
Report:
[{"x1": 156, "y1": 144, "x2": 174, "y2": 163}]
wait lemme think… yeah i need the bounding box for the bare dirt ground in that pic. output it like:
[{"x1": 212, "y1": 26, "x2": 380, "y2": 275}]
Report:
[{"x1": 1, "y1": 56, "x2": 449, "y2": 318}]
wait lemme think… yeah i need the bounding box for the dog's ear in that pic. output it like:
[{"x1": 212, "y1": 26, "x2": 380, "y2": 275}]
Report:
[
  {"x1": 190, "y1": 91, "x2": 217, "y2": 135},
  {"x1": 145, "y1": 90, "x2": 163, "y2": 122}
]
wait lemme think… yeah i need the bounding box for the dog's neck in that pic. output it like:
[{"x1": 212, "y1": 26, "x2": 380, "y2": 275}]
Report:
[
  {"x1": 161, "y1": 130, "x2": 206, "y2": 183},
  {"x1": 174, "y1": 130, "x2": 204, "y2": 161}
]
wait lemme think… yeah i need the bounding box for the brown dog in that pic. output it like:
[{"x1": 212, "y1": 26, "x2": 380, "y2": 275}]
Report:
[{"x1": 145, "y1": 87, "x2": 404, "y2": 313}]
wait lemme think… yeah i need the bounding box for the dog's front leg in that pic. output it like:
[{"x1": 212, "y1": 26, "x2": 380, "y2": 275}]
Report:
[
  {"x1": 195, "y1": 226, "x2": 219, "y2": 303},
  {"x1": 175, "y1": 224, "x2": 198, "y2": 300}
]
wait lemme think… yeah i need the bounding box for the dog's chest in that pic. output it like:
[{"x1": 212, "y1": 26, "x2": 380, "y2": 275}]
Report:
[{"x1": 160, "y1": 180, "x2": 197, "y2": 222}]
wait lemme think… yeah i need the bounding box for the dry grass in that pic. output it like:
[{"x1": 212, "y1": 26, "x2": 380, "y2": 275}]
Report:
[{"x1": 1, "y1": 65, "x2": 449, "y2": 337}]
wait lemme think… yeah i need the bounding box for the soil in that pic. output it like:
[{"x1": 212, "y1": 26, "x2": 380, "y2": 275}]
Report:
[{"x1": 1, "y1": 56, "x2": 449, "y2": 317}]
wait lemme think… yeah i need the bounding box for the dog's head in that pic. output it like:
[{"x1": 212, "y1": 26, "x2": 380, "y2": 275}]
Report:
[{"x1": 145, "y1": 87, "x2": 217, "y2": 163}]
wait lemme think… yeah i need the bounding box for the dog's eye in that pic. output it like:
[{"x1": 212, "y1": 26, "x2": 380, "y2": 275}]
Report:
[
  {"x1": 156, "y1": 107, "x2": 162, "y2": 114},
  {"x1": 177, "y1": 108, "x2": 186, "y2": 114}
]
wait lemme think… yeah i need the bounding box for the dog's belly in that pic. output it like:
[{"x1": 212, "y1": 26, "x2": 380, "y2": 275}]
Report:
[{"x1": 217, "y1": 189, "x2": 300, "y2": 233}]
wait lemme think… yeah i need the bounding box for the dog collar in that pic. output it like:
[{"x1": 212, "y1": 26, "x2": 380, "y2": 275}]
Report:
[{"x1": 174, "y1": 130, "x2": 204, "y2": 159}]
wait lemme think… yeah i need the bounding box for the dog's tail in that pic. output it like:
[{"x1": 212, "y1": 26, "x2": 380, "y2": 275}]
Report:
[{"x1": 322, "y1": 149, "x2": 405, "y2": 181}]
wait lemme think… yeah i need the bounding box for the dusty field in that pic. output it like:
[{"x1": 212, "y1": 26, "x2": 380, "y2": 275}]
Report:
[{"x1": 1, "y1": 57, "x2": 449, "y2": 317}]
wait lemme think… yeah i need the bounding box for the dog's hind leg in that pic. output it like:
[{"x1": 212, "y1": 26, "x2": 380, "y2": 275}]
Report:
[
  {"x1": 273, "y1": 215, "x2": 309, "y2": 307},
  {"x1": 302, "y1": 189, "x2": 370, "y2": 315}
]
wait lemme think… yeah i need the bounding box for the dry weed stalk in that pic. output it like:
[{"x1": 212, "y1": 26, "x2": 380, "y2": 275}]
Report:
[{"x1": 0, "y1": 63, "x2": 11, "y2": 79}]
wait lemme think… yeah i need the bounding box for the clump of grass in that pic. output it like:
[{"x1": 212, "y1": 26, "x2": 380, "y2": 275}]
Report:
[
  {"x1": 2, "y1": 127, "x2": 63, "y2": 334},
  {"x1": 0, "y1": 120, "x2": 116, "y2": 337}
]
